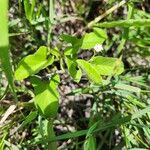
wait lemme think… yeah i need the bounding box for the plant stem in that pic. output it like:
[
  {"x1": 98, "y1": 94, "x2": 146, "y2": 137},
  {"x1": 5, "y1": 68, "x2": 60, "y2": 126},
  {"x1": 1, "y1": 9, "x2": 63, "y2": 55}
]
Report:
[
  {"x1": 47, "y1": 119, "x2": 57, "y2": 150},
  {"x1": 47, "y1": 0, "x2": 54, "y2": 46},
  {"x1": 86, "y1": 0, "x2": 127, "y2": 28},
  {"x1": 117, "y1": 3, "x2": 133, "y2": 56}
]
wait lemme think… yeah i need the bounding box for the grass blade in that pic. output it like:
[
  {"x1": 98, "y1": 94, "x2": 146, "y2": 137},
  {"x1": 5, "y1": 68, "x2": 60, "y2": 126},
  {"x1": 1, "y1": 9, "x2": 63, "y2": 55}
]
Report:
[
  {"x1": 95, "y1": 19, "x2": 150, "y2": 28},
  {"x1": 0, "y1": 0, "x2": 16, "y2": 100}
]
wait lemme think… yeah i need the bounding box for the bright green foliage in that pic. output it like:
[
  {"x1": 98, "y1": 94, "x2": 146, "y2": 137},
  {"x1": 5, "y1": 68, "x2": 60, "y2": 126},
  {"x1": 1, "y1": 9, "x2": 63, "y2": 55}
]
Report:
[
  {"x1": 64, "y1": 47, "x2": 78, "y2": 56},
  {"x1": 84, "y1": 136, "x2": 96, "y2": 150},
  {"x1": 65, "y1": 56, "x2": 82, "y2": 83},
  {"x1": 123, "y1": 76, "x2": 148, "y2": 88},
  {"x1": 45, "y1": 129, "x2": 87, "y2": 142},
  {"x1": 0, "y1": 133, "x2": 6, "y2": 150},
  {"x1": 0, "y1": 0, "x2": 16, "y2": 97},
  {"x1": 114, "y1": 83, "x2": 141, "y2": 93},
  {"x1": 77, "y1": 59, "x2": 102, "y2": 84},
  {"x1": 50, "y1": 48, "x2": 60, "y2": 59},
  {"x1": 76, "y1": 56, "x2": 124, "y2": 84},
  {"x1": 2, "y1": 0, "x2": 150, "y2": 149},
  {"x1": 0, "y1": 1, "x2": 9, "y2": 47},
  {"x1": 15, "y1": 46, "x2": 54, "y2": 80},
  {"x1": 31, "y1": 74, "x2": 60, "y2": 118},
  {"x1": 61, "y1": 28, "x2": 107, "y2": 49},
  {"x1": 47, "y1": 119, "x2": 57, "y2": 149},
  {"x1": 131, "y1": 38, "x2": 150, "y2": 48},
  {"x1": 24, "y1": 0, "x2": 36, "y2": 22},
  {"x1": 90, "y1": 56, "x2": 124, "y2": 75},
  {"x1": 80, "y1": 28, "x2": 107, "y2": 49},
  {"x1": 93, "y1": 28, "x2": 107, "y2": 39},
  {"x1": 95, "y1": 19, "x2": 150, "y2": 28}
]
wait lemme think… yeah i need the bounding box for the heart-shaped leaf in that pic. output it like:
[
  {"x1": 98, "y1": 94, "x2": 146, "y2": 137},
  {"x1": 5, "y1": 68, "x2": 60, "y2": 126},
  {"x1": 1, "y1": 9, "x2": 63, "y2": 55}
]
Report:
[
  {"x1": 90, "y1": 56, "x2": 124, "y2": 75},
  {"x1": 31, "y1": 74, "x2": 60, "y2": 118},
  {"x1": 80, "y1": 28, "x2": 107, "y2": 49},
  {"x1": 61, "y1": 28, "x2": 107, "y2": 50},
  {"x1": 77, "y1": 59, "x2": 102, "y2": 84},
  {"x1": 15, "y1": 46, "x2": 54, "y2": 80}
]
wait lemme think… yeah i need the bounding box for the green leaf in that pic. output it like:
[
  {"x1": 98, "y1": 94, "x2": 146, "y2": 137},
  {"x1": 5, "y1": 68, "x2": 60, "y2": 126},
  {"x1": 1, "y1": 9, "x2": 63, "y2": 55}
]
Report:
[
  {"x1": 127, "y1": 96, "x2": 145, "y2": 108},
  {"x1": 130, "y1": 38, "x2": 150, "y2": 48},
  {"x1": 0, "y1": 133, "x2": 6, "y2": 150},
  {"x1": 84, "y1": 136, "x2": 96, "y2": 150},
  {"x1": 30, "y1": 74, "x2": 60, "y2": 118},
  {"x1": 50, "y1": 47, "x2": 60, "y2": 58},
  {"x1": 122, "y1": 76, "x2": 149, "y2": 88},
  {"x1": 0, "y1": 1, "x2": 8, "y2": 47},
  {"x1": 24, "y1": 0, "x2": 36, "y2": 22},
  {"x1": 15, "y1": 46, "x2": 54, "y2": 80},
  {"x1": 90, "y1": 56, "x2": 124, "y2": 75},
  {"x1": 0, "y1": 0, "x2": 16, "y2": 98},
  {"x1": 135, "y1": 9, "x2": 150, "y2": 19},
  {"x1": 80, "y1": 28, "x2": 107, "y2": 49},
  {"x1": 61, "y1": 28, "x2": 107, "y2": 50},
  {"x1": 77, "y1": 59, "x2": 102, "y2": 84},
  {"x1": 36, "y1": 106, "x2": 150, "y2": 144},
  {"x1": 132, "y1": 105, "x2": 150, "y2": 119},
  {"x1": 129, "y1": 148, "x2": 149, "y2": 150},
  {"x1": 64, "y1": 47, "x2": 78, "y2": 56},
  {"x1": 93, "y1": 28, "x2": 107, "y2": 39},
  {"x1": 20, "y1": 111, "x2": 37, "y2": 128},
  {"x1": 60, "y1": 34, "x2": 79, "y2": 46},
  {"x1": 95, "y1": 19, "x2": 150, "y2": 28},
  {"x1": 65, "y1": 56, "x2": 82, "y2": 83},
  {"x1": 114, "y1": 83, "x2": 141, "y2": 93}
]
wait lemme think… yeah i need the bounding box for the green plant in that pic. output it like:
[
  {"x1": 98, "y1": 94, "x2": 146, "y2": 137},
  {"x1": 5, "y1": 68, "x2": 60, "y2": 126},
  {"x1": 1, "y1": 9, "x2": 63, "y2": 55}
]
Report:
[{"x1": 0, "y1": 0, "x2": 150, "y2": 149}]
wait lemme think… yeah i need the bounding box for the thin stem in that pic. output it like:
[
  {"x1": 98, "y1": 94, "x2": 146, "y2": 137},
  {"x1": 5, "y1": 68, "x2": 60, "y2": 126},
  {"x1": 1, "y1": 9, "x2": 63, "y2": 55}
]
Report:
[
  {"x1": 47, "y1": 119, "x2": 57, "y2": 150},
  {"x1": 47, "y1": 0, "x2": 54, "y2": 46},
  {"x1": 117, "y1": 3, "x2": 133, "y2": 56},
  {"x1": 86, "y1": 0, "x2": 128, "y2": 29}
]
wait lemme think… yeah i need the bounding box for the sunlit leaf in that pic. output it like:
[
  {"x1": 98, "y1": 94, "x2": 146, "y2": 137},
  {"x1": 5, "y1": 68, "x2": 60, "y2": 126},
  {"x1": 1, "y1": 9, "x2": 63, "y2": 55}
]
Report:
[
  {"x1": 80, "y1": 28, "x2": 107, "y2": 49},
  {"x1": 84, "y1": 136, "x2": 96, "y2": 150},
  {"x1": 65, "y1": 56, "x2": 82, "y2": 83},
  {"x1": 114, "y1": 83, "x2": 141, "y2": 93},
  {"x1": 64, "y1": 47, "x2": 78, "y2": 56},
  {"x1": 90, "y1": 56, "x2": 124, "y2": 75},
  {"x1": 24, "y1": 0, "x2": 36, "y2": 22},
  {"x1": 0, "y1": 0, "x2": 16, "y2": 98},
  {"x1": 15, "y1": 46, "x2": 54, "y2": 80},
  {"x1": 77, "y1": 59, "x2": 102, "y2": 84},
  {"x1": 95, "y1": 19, "x2": 150, "y2": 28},
  {"x1": 31, "y1": 74, "x2": 60, "y2": 118},
  {"x1": 61, "y1": 28, "x2": 107, "y2": 50}
]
